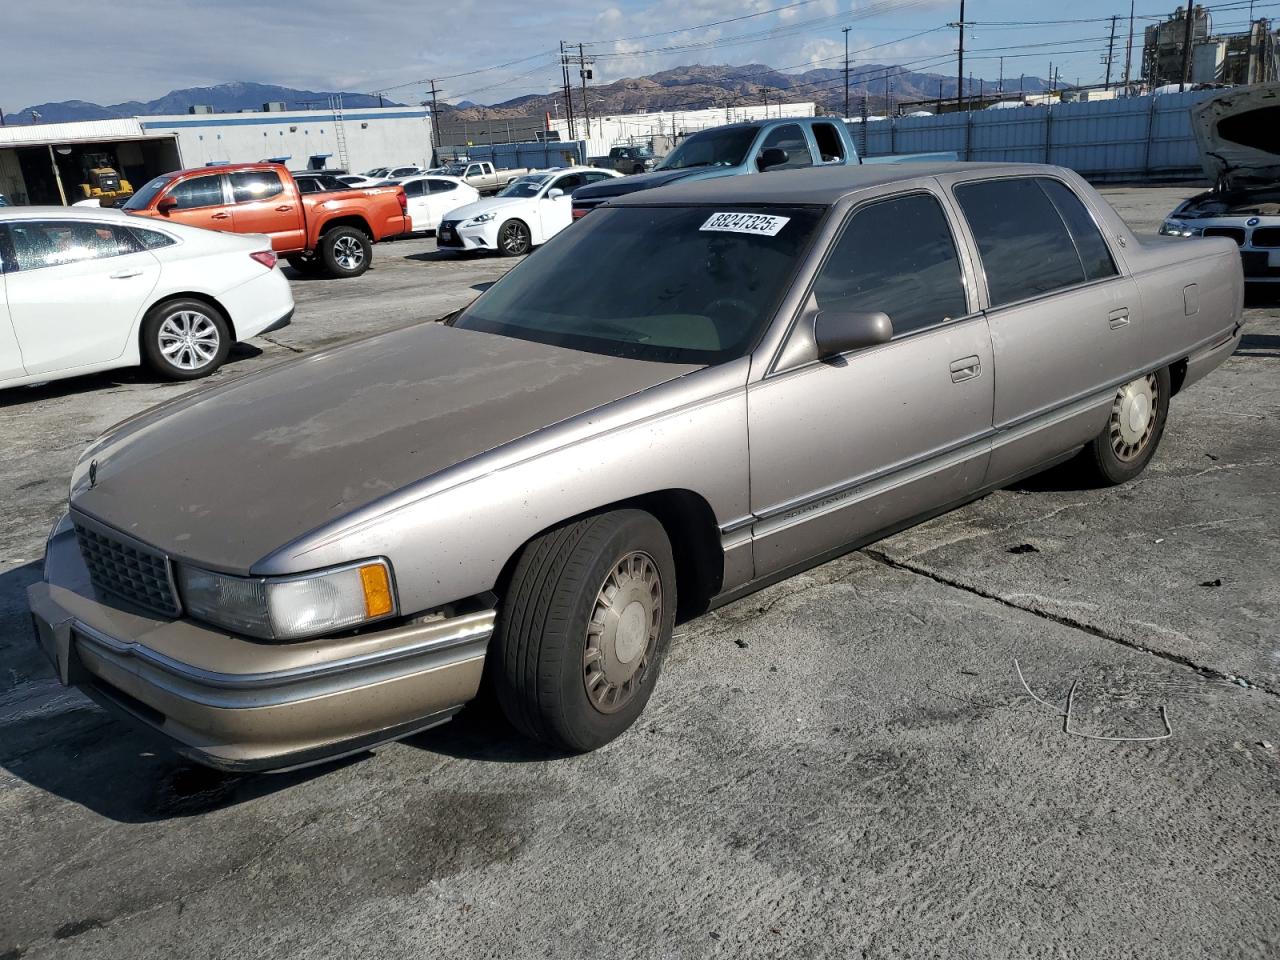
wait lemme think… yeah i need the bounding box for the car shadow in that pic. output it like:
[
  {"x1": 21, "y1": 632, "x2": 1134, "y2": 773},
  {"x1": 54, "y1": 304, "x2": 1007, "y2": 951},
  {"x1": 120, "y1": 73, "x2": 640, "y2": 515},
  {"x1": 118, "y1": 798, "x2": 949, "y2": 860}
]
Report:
[
  {"x1": 1244, "y1": 283, "x2": 1280, "y2": 308},
  {"x1": 403, "y1": 250, "x2": 479, "y2": 263},
  {"x1": 403, "y1": 703, "x2": 570, "y2": 764}
]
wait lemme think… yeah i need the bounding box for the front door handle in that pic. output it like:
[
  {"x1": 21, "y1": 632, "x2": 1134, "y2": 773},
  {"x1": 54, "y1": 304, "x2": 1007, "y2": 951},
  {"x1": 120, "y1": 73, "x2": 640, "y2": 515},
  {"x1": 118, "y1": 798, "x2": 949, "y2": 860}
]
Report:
[
  {"x1": 1109, "y1": 307, "x2": 1130, "y2": 329},
  {"x1": 210, "y1": 212, "x2": 231, "y2": 221},
  {"x1": 275, "y1": 205, "x2": 293, "y2": 212},
  {"x1": 109, "y1": 268, "x2": 142, "y2": 279},
  {"x1": 950, "y1": 356, "x2": 981, "y2": 383}
]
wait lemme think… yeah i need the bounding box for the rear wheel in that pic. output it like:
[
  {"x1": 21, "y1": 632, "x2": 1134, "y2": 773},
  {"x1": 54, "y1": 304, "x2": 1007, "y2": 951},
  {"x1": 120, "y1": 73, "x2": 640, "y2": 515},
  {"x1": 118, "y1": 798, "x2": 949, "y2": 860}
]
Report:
[
  {"x1": 497, "y1": 219, "x2": 531, "y2": 257},
  {"x1": 319, "y1": 226, "x2": 371, "y2": 278},
  {"x1": 1080, "y1": 367, "x2": 1171, "y2": 485},
  {"x1": 141, "y1": 298, "x2": 231, "y2": 381},
  {"x1": 492, "y1": 510, "x2": 676, "y2": 752}
]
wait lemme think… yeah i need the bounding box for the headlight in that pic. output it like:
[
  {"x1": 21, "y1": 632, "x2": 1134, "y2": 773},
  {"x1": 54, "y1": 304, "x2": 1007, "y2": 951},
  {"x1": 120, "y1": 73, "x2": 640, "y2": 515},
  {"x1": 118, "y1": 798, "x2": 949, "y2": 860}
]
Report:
[
  {"x1": 1159, "y1": 219, "x2": 1197, "y2": 238},
  {"x1": 177, "y1": 559, "x2": 397, "y2": 641},
  {"x1": 465, "y1": 212, "x2": 496, "y2": 226}
]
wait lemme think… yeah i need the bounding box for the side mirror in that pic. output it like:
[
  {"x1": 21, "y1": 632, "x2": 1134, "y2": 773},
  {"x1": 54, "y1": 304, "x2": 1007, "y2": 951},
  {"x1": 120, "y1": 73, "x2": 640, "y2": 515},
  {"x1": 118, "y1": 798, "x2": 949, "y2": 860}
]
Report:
[
  {"x1": 814, "y1": 311, "x2": 893, "y2": 358},
  {"x1": 156, "y1": 196, "x2": 178, "y2": 214},
  {"x1": 546, "y1": 188, "x2": 565, "y2": 200},
  {"x1": 757, "y1": 147, "x2": 788, "y2": 171}
]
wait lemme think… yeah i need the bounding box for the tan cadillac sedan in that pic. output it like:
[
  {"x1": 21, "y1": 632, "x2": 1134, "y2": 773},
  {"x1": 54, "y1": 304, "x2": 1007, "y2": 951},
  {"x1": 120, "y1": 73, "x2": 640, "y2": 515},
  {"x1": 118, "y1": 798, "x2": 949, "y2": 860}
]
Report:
[{"x1": 29, "y1": 163, "x2": 1243, "y2": 771}]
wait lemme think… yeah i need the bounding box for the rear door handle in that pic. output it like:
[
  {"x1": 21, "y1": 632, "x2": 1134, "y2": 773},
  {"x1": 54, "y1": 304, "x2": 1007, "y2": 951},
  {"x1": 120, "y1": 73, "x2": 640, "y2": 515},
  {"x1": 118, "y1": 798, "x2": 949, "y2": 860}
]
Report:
[
  {"x1": 1109, "y1": 307, "x2": 1130, "y2": 329},
  {"x1": 950, "y1": 356, "x2": 981, "y2": 383},
  {"x1": 210, "y1": 212, "x2": 231, "y2": 221},
  {"x1": 109, "y1": 269, "x2": 142, "y2": 279}
]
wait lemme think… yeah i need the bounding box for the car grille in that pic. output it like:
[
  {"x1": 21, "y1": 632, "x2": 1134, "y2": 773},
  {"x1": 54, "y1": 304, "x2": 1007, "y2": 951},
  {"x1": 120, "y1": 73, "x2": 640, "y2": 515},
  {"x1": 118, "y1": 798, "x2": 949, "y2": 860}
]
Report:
[
  {"x1": 1203, "y1": 226, "x2": 1246, "y2": 246},
  {"x1": 75, "y1": 521, "x2": 179, "y2": 617},
  {"x1": 436, "y1": 220, "x2": 463, "y2": 247},
  {"x1": 1251, "y1": 227, "x2": 1280, "y2": 248}
]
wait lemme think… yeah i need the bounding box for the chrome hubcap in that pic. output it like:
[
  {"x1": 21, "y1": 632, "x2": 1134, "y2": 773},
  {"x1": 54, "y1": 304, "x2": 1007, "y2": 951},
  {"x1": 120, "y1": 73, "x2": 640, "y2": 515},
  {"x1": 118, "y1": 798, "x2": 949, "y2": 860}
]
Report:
[
  {"x1": 501, "y1": 223, "x2": 526, "y2": 254},
  {"x1": 583, "y1": 551, "x2": 662, "y2": 714},
  {"x1": 158, "y1": 311, "x2": 219, "y2": 370},
  {"x1": 1110, "y1": 373, "x2": 1159, "y2": 461},
  {"x1": 333, "y1": 235, "x2": 365, "y2": 270}
]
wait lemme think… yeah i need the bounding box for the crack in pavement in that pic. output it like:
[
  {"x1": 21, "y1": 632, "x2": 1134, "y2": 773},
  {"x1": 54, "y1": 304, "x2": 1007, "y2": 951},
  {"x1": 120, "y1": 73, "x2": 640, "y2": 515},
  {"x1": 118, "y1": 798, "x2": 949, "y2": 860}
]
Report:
[
  {"x1": 261, "y1": 337, "x2": 305, "y2": 354},
  {"x1": 860, "y1": 547, "x2": 1280, "y2": 699}
]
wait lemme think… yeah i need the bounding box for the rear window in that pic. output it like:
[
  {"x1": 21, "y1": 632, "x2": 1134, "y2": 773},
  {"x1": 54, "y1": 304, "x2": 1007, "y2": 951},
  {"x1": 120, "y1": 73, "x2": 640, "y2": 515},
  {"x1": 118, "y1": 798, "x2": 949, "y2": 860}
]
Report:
[{"x1": 230, "y1": 171, "x2": 284, "y2": 203}]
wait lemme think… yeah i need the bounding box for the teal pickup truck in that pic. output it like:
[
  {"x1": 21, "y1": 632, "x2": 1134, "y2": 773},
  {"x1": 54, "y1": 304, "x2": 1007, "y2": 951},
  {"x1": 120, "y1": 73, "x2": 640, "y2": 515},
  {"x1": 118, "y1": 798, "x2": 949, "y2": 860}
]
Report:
[{"x1": 572, "y1": 115, "x2": 955, "y2": 217}]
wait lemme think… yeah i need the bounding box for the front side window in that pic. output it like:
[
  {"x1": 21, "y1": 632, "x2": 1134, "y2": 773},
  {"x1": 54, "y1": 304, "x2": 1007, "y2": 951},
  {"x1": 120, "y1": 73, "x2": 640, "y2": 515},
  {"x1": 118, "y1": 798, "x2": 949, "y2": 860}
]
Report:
[
  {"x1": 758, "y1": 124, "x2": 813, "y2": 171},
  {"x1": 813, "y1": 193, "x2": 968, "y2": 337},
  {"x1": 954, "y1": 177, "x2": 1111, "y2": 307},
  {"x1": 549, "y1": 173, "x2": 584, "y2": 195},
  {"x1": 122, "y1": 174, "x2": 175, "y2": 210},
  {"x1": 230, "y1": 170, "x2": 284, "y2": 203},
  {"x1": 7, "y1": 220, "x2": 140, "y2": 271},
  {"x1": 167, "y1": 175, "x2": 225, "y2": 210},
  {"x1": 452, "y1": 204, "x2": 824, "y2": 365}
]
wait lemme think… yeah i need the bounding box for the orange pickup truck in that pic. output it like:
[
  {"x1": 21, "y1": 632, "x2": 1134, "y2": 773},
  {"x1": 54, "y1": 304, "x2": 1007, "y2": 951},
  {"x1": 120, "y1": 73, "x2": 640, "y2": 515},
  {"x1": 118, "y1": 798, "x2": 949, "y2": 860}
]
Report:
[{"x1": 123, "y1": 163, "x2": 409, "y2": 278}]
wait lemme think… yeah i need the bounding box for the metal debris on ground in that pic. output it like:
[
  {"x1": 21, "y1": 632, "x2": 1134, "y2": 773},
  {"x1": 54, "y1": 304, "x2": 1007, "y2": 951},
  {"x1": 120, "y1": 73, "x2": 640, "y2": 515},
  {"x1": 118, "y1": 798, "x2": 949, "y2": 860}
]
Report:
[{"x1": 1013, "y1": 658, "x2": 1174, "y2": 743}]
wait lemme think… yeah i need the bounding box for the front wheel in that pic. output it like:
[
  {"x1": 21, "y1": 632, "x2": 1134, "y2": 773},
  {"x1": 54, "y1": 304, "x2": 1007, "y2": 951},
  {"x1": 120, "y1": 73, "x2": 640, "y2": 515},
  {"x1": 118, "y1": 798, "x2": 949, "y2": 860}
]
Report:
[
  {"x1": 492, "y1": 510, "x2": 676, "y2": 752},
  {"x1": 319, "y1": 226, "x2": 371, "y2": 278},
  {"x1": 1080, "y1": 367, "x2": 1171, "y2": 485},
  {"x1": 497, "y1": 218, "x2": 531, "y2": 257},
  {"x1": 141, "y1": 299, "x2": 231, "y2": 381}
]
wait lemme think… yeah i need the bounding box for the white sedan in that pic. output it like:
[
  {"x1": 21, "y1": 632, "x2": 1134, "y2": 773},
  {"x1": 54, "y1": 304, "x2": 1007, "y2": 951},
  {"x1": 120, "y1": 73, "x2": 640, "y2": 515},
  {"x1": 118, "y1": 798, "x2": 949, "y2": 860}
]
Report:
[
  {"x1": 397, "y1": 175, "x2": 480, "y2": 234},
  {"x1": 0, "y1": 208, "x2": 293, "y2": 389},
  {"x1": 437, "y1": 167, "x2": 621, "y2": 256}
]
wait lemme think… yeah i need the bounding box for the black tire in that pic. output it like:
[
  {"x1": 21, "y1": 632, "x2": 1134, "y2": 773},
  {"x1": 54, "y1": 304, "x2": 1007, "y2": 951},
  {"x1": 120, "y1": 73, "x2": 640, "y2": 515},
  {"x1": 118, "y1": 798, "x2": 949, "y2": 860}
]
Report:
[
  {"x1": 1079, "y1": 366, "x2": 1171, "y2": 485},
  {"x1": 319, "y1": 226, "x2": 372, "y2": 278},
  {"x1": 492, "y1": 509, "x2": 676, "y2": 752},
  {"x1": 140, "y1": 298, "x2": 232, "y2": 381},
  {"x1": 285, "y1": 253, "x2": 324, "y2": 276},
  {"x1": 496, "y1": 218, "x2": 531, "y2": 257}
]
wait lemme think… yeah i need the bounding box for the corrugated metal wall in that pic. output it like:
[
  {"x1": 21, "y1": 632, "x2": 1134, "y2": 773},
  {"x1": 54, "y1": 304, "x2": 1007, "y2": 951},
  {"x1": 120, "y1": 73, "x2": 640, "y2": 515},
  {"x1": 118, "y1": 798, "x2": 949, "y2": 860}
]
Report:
[
  {"x1": 438, "y1": 140, "x2": 588, "y2": 170},
  {"x1": 858, "y1": 90, "x2": 1220, "y2": 180}
]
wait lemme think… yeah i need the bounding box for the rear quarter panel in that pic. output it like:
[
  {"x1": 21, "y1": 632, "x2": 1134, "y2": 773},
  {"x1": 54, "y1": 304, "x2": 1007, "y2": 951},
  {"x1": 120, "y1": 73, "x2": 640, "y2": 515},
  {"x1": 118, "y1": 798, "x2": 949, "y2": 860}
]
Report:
[{"x1": 302, "y1": 187, "x2": 408, "y2": 246}]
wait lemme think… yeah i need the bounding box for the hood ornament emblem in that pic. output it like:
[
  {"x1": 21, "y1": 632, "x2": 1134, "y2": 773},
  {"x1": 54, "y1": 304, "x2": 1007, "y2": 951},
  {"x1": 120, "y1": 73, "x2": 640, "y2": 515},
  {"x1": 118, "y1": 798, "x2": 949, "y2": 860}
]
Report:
[{"x1": 88, "y1": 459, "x2": 98, "y2": 489}]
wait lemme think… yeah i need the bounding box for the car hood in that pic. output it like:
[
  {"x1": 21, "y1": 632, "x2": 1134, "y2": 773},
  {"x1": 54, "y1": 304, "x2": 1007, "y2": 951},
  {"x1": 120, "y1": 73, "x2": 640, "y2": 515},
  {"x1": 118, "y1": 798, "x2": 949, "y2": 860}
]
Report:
[
  {"x1": 571, "y1": 166, "x2": 729, "y2": 202},
  {"x1": 71, "y1": 323, "x2": 696, "y2": 573},
  {"x1": 1191, "y1": 82, "x2": 1280, "y2": 188},
  {"x1": 443, "y1": 196, "x2": 532, "y2": 222}
]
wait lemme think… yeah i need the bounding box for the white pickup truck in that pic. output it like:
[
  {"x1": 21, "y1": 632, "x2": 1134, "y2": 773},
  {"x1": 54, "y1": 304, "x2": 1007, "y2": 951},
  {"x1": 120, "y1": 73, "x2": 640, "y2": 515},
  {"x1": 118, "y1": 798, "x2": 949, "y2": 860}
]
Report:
[{"x1": 443, "y1": 161, "x2": 527, "y2": 195}]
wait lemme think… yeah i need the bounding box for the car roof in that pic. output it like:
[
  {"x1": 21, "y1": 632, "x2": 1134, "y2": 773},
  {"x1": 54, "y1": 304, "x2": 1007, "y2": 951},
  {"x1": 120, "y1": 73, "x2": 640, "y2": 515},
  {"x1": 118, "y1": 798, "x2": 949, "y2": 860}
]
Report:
[
  {"x1": 0, "y1": 206, "x2": 135, "y2": 221},
  {"x1": 608, "y1": 162, "x2": 1061, "y2": 207}
]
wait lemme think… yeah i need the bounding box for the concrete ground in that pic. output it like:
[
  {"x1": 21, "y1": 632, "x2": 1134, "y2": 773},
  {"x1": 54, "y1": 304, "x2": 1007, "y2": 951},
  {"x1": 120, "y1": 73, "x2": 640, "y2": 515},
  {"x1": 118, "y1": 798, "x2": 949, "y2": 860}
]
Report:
[{"x1": 1, "y1": 187, "x2": 1278, "y2": 960}]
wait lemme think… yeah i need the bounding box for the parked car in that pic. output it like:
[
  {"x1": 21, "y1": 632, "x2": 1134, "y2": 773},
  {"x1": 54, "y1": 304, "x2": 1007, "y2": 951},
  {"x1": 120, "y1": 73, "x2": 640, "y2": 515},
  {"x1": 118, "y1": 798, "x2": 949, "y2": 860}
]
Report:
[
  {"x1": 293, "y1": 172, "x2": 356, "y2": 194},
  {"x1": 123, "y1": 163, "x2": 409, "y2": 278},
  {"x1": 29, "y1": 163, "x2": 1242, "y2": 771},
  {"x1": 336, "y1": 174, "x2": 381, "y2": 188},
  {"x1": 442, "y1": 160, "x2": 528, "y2": 195},
  {"x1": 571, "y1": 115, "x2": 956, "y2": 218},
  {"x1": 0, "y1": 193, "x2": 9, "y2": 207},
  {"x1": 437, "y1": 166, "x2": 620, "y2": 256},
  {"x1": 1158, "y1": 82, "x2": 1280, "y2": 283},
  {"x1": 606, "y1": 144, "x2": 659, "y2": 175},
  {"x1": 0, "y1": 207, "x2": 292, "y2": 388},
  {"x1": 381, "y1": 165, "x2": 423, "y2": 180},
  {"x1": 398, "y1": 175, "x2": 480, "y2": 233},
  {"x1": 363, "y1": 167, "x2": 391, "y2": 178}
]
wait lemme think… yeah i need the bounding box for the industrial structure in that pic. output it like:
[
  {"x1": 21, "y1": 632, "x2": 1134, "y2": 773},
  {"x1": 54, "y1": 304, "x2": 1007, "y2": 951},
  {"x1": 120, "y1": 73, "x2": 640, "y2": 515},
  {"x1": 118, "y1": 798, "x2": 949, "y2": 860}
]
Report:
[
  {"x1": 0, "y1": 105, "x2": 433, "y2": 205},
  {"x1": 1142, "y1": 8, "x2": 1279, "y2": 85}
]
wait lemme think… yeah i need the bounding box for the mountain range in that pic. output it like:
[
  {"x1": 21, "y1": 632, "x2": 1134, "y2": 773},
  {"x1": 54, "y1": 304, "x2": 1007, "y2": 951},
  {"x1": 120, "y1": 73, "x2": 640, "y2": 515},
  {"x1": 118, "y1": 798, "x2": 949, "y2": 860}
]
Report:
[{"x1": 7, "y1": 65, "x2": 1054, "y2": 127}]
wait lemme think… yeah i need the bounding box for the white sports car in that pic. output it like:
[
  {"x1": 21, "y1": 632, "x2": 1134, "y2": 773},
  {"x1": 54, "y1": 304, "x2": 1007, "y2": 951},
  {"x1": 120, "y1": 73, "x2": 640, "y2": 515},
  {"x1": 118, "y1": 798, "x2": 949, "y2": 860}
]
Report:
[
  {"x1": 0, "y1": 207, "x2": 294, "y2": 389},
  {"x1": 436, "y1": 166, "x2": 621, "y2": 256}
]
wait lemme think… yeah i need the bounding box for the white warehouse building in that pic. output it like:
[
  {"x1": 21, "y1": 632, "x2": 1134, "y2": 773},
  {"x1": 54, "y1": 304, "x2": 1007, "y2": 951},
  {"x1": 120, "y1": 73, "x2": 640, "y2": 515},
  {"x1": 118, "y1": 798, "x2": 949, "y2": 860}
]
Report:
[{"x1": 0, "y1": 106, "x2": 432, "y2": 205}]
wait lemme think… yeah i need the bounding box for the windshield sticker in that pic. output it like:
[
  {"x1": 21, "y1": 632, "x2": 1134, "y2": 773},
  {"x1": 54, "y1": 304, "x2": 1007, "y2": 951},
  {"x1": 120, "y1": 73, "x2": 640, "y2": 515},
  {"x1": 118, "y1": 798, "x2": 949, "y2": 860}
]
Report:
[{"x1": 699, "y1": 212, "x2": 790, "y2": 236}]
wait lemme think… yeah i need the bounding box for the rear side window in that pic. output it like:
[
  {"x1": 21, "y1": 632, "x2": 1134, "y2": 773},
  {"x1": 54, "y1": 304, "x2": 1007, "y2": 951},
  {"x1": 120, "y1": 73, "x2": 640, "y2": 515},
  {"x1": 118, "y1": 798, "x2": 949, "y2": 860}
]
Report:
[
  {"x1": 426, "y1": 179, "x2": 456, "y2": 193},
  {"x1": 402, "y1": 180, "x2": 425, "y2": 197},
  {"x1": 955, "y1": 177, "x2": 1118, "y2": 307},
  {"x1": 758, "y1": 124, "x2": 813, "y2": 171},
  {"x1": 230, "y1": 171, "x2": 284, "y2": 203},
  {"x1": 130, "y1": 227, "x2": 176, "y2": 249},
  {"x1": 813, "y1": 193, "x2": 969, "y2": 337},
  {"x1": 168, "y1": 175, "x2": 225, "y2": 209},
  {"x1": 812, "y1": 122, "x2": 846, "y2": 162},
  {"x1": 7, "y1": 220, "x2": 141, "y2": 271}
]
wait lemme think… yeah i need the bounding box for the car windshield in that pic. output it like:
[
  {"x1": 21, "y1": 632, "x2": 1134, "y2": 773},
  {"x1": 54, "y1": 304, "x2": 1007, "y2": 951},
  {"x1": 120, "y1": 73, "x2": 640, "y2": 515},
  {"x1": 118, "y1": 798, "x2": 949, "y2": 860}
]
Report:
[
  {"x1": 498, "y1": 175, "x2": 551, "y2": 198},
  {"x1": 452, "y1": 204, "x2": 824, "y2": 364},
  {"x1": 657, "y1": 127, "x2": 759, "y2": 170},
  {"x1": 122, "y1": 175, "x2": 176, "y2": 210}
]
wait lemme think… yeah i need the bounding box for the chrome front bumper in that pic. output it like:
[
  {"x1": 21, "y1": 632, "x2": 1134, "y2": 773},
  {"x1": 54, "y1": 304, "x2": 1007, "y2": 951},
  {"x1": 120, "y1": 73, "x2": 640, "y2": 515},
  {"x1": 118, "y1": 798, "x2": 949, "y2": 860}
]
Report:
[{"x1": 28, "y1": 519, "x2": 493, "y2": 771}]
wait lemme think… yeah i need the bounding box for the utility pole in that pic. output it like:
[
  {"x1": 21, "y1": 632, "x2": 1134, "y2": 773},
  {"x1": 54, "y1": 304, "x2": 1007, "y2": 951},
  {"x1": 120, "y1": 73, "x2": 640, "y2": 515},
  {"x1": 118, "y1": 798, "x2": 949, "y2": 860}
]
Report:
[
  {"x1": 955, "y1": 0, "x2": 966, "y2": 112},
  {"x1": 428, "y1": 80, "x2": 441, "y2": 154},
  {"x1": 885, "y1": 68, "x2": 892, "y2": 116},
  {"x1": 843, "y1": 26, "x2": 851, "y2": 117},
  {"x1": 1105, "y1": 15, "x2": 1119, "y2": 88},
  {"x1": 1180, "y1": 3, "x2": 1196, "y2": 91},
  {"x1": 1049, "y1": 61, "x2": 1055, "y2": 93},
  {"x1": 578, "y1": 43, "x2": 595, "y2": 144},
  {"x1": 1124, "y1": 0, "x2": 1136, "y2": 93},
  {"x1": 559, "y1": 41, "x2": 576, "y2": 141},
  {"x1": 999, "y1": 56, "x2": 1004, "y2": 95}
]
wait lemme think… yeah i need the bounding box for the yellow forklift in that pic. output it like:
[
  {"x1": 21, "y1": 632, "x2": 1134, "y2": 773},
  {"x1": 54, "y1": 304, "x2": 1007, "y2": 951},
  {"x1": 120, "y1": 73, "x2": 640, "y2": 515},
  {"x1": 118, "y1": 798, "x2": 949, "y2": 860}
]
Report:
[{"x1": 78, "y1": 151, "x2": 134, "y2": 204}]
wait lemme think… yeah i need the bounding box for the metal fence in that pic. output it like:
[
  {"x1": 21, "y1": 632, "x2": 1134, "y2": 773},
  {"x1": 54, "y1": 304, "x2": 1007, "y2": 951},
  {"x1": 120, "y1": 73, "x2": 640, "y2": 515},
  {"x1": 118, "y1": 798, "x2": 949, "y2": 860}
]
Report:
[
  {"x1": 435, "y1": 140, "x2": 587, "y2": 170},
  {"x1": 856, "y1": 90, "x2": 1220, "y2": 181}
]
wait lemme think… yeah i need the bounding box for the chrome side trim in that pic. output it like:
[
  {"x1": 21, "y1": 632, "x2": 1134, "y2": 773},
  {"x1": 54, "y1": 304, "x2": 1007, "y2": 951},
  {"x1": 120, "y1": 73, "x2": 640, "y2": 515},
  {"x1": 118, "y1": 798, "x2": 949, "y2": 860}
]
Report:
[{"x1": 72, "y1": 611, "x2": 495, "y2": 691}]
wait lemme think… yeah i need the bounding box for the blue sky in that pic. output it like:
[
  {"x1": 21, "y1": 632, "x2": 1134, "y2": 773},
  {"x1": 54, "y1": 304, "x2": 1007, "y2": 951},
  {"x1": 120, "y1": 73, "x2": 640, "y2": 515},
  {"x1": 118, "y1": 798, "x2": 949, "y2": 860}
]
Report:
[{"x1": 9, "y1": 0, "x2": 1278, "y2": 111}]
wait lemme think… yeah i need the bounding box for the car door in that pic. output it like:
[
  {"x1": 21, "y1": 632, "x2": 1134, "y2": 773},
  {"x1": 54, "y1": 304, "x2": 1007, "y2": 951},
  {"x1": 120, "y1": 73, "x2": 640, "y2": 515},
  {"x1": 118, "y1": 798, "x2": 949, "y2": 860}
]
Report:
[
  {"x1": 747, "y1": 190, "x2": 994, "y2": 577},
  {"x1": 537, "y1": 173, "x2": 583, "y2": 240},
  {"x1": 157, "y1": 173, "x2": 232, "y2": 231},
  {"x1": 228, "y1": 169, "x2": 304, "y2": 251},
  {"x1": 755, "y1": 123, "x2": 817, "y2": 173},
  {"x1": 400, "y1": 179, "x2": 431, "y2": 231},
  {"x1": 424, "y1": 179, "x2": 467, "y2": 228},
  {"x1": 1, "y1": 219, "x2": 161, "y2": 375},
  {"x1": 949, "y1": 175, "x2": 1138, "y2": 485}
]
